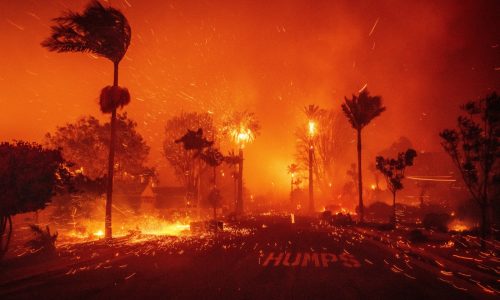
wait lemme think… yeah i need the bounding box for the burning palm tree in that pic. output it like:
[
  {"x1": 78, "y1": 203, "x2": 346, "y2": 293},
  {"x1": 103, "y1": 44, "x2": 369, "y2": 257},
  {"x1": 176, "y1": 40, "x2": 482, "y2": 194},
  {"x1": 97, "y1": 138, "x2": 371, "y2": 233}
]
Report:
[
  {"x1": 303, "y1": 105, "x2": 320, "y2": 213},
  {"x1": 342, "y1": 89, "x2": 385, "y2": 223},
  {"x1": 42, "y1": 1, "x2": 132, "y2": 239},
  {"x1": 222, "y1": 111, "x2": 260, "y2": 214}
]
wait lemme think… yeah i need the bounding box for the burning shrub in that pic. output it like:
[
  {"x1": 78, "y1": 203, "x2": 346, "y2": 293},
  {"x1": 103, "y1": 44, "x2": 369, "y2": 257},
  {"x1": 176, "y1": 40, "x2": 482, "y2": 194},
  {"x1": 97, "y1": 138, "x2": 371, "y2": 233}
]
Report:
[{"x1": 26, "y1": 225, "x2": 58, "y2": 253}]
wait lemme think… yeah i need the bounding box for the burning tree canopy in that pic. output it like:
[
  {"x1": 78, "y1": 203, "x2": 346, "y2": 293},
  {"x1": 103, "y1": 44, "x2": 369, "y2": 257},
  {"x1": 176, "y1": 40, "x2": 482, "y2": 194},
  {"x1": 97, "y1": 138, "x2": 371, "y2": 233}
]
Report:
[{"x1": 295, "y1": 107, "x2": 354, "y2": 198}]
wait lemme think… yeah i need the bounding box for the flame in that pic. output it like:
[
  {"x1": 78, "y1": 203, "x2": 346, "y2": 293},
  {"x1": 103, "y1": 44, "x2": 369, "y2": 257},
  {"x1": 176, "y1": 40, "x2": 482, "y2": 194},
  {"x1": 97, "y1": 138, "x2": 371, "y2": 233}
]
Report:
[
  {"x1": 232, "y1": 128, "x2": 254, "y2": 148},
  {"x1": 308, "y1": 120, "x2": 316, "y2": 137},
  {"x1": 64, "y1": 215, "x2": 191, "y2": 241},
  {"x1": 448, "y1": 220, "x2": 470, "y2": 232}
]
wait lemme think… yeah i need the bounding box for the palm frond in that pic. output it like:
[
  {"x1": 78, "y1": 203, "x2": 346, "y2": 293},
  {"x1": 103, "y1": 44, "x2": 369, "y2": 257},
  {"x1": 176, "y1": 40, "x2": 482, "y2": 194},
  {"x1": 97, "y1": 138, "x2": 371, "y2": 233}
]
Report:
[
  {"x1": 42, "y1": 0, "x2": 131, "y2": 63},
  {"x1": 342, "y1": 89, "x2": 386, "y2": 130}
]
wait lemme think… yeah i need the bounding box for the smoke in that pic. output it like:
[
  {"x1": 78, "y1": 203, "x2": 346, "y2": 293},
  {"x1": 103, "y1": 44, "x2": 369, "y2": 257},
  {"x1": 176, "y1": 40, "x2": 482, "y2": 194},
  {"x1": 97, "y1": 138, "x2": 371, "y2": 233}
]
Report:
[{"x1": 0, "y1": 0, "x2": 498, "y2": 196}]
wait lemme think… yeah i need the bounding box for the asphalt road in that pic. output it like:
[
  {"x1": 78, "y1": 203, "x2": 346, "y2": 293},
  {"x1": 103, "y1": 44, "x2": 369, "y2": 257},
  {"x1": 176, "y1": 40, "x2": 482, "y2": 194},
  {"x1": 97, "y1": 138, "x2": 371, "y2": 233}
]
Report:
[{"x1": 0, "y1": 216, "x2": 496, "y2": 299}]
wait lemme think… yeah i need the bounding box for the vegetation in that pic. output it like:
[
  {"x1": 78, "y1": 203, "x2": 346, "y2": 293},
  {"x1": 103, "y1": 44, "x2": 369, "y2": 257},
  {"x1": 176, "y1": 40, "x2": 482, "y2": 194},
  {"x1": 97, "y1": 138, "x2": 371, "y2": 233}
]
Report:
[
  {"x1": 222, "y1": 111, "x2": 260, "y2": 214},
  {"x1": 295, "y1": 107, "x2": 353, "y2": 198},
  {"x1": 440, "y1": 92, "x2": 499, "y2": 245},
  {"x1": 376, "y1": 149, "x2": 417, "y2": 226},
  {"x1": 342, "y1": 89, "x2": 386, "y2": 222},
  {"x1": 0, "y1": 141, "x2": 72, "y2": 259},
  {"x1": 46, "y1": 114, "x2": 153, "y2": 215},
  {"x1": 164, "y1": 112, "x2": 215, "y2": 199},
  {"x1": 26, "y1": 225, "x2": 58, "y2": 254},
  {"x1": 42, "y1": 0, "x2": 132, "y2": 239}
]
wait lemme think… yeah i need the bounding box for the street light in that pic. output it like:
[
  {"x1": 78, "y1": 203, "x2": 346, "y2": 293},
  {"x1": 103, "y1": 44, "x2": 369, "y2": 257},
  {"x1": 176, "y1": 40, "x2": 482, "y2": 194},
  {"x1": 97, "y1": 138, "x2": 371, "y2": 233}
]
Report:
[{"x1": 308, "y1": 120, "x2": 316, "y2": 213}]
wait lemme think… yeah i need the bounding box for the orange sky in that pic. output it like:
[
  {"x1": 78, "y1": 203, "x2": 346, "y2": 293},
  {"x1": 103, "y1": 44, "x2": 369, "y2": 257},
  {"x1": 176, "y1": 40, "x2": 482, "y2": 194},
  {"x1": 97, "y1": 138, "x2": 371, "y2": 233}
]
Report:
[{"x1": 0, "y1": 0, "x2": 499, "y2": 194}]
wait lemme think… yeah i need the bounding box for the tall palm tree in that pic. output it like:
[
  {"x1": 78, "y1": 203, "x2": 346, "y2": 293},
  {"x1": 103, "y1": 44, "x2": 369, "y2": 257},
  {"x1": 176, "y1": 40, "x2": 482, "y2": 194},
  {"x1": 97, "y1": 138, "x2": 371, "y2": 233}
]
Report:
[
  {"x1": 42, "y1": 1, "x2": 131, "y2": 239},
  {"x1": 222, "y1": 111, "x2": 260, "y2": 214},
  {"x1": 303, "y1": 105, "x2": 320, "y2": 213},
  {"x1": 341, "y1": 89, "x2": 385, "y2": 223}
]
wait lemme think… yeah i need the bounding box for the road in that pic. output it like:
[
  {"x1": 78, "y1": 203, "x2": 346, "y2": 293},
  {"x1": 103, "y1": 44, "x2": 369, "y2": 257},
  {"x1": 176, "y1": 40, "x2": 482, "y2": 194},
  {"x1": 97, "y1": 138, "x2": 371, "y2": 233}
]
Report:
[{"x1": 0, "y1": 215, "x2": 497, "y2": 299}]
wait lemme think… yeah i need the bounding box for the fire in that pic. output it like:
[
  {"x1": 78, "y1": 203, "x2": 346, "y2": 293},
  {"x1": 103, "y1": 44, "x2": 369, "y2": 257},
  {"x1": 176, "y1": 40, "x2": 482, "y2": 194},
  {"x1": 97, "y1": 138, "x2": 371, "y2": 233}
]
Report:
[
  {"x1": 64, "y1": 215, "x2": 191, "y2": 241},
  {"x1": 448, "y1": 220, "x2": 470, "y2": 232},
  {"x1": 308, "y1": 120, "x2": 316, "y2": 137},
  {"x1": 232, "y1": 128, "x2": 254, "y2": 148}
]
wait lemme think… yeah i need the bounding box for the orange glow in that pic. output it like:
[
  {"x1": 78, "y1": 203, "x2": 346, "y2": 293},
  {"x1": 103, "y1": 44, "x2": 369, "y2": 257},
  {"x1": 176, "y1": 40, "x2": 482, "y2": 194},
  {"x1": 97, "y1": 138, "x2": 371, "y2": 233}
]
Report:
[
  {"x1": 448, "y1": 220, "x2": 470, "y2": 232},
  {"x1": 308, "y1": 121, "x2": 316, "y2": 137},
  {"x1": 66, "y1": 215, "x2": 191, "y2": 241},
  {"x1": 0, "y1": 0, "x2": 497, "y2": 199}
]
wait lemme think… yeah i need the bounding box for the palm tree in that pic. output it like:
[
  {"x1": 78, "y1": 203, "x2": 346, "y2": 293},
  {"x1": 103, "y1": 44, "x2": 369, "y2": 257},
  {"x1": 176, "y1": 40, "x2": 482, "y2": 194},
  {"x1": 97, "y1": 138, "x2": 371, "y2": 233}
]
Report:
[
  {"x1": 341, "y1": 89, "x2": 385, "y2": 223},
  {"x1": 42, "y1": 1, "x2": 131, "y2": 239},
  {"x1": 303, "y1": 105, "x2": 320, "y2": 213},
  {"x1": 222, "y1": 111, "x2": 260, "y2": 214}
]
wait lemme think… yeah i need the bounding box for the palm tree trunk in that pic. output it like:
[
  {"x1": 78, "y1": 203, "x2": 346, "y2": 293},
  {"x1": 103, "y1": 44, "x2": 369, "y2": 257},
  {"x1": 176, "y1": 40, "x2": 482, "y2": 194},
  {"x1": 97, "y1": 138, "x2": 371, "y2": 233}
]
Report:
[
  {"x1": 309, "y1": 142, "x2": 314, "y2": 213},
  {"x1": 357, "y1": 129, "x2": 364, "y2": 223},
  {"x1": 237, "y1": 148, "x2": 244, "y2": 214},
  {"x1": 105, "y1": 62, "x2": 119, "y2": 239}
]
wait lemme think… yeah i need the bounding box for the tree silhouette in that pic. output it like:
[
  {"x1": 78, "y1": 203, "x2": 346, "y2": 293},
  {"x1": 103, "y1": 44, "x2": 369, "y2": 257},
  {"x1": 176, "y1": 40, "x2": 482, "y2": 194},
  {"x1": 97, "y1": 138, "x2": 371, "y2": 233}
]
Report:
[
  {"x1": 164, "y1": 112, "x2": 215, "y2": 200},
  {"x1": 200, "y1": 147, "x2": 225, "y2": 221},
  {"x1": 440, "y1": 92, "x2": 499, "y2": 246},
  {"x1": 0, "y1": 141, "x2": 72, "y2": 259},
  {"x1": 175, "y1": 127, "x2": 214, "y2": 215},
  {"x1": 42, "y1": 0, "x2": 132, "y2": 239},
  {"x1": 175, "y1": 128, "x2": 214, "y2": 152},
  {"x1": 224, "y1": 150, "x2": 242, "y2": 207},
  {"x1": 376, "y1": 149, "x2": 417, "y2": 226},
  {"x1": 342, "y1": 89, "x2": 386, "y2": 222}
]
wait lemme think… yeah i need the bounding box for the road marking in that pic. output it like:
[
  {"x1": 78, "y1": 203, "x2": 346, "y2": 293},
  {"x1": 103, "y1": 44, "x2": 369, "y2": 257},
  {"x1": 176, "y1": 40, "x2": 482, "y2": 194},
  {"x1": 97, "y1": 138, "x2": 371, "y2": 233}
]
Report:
[{"x1": 262, "y1": 252, "x2": 360, "y2": 268}]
